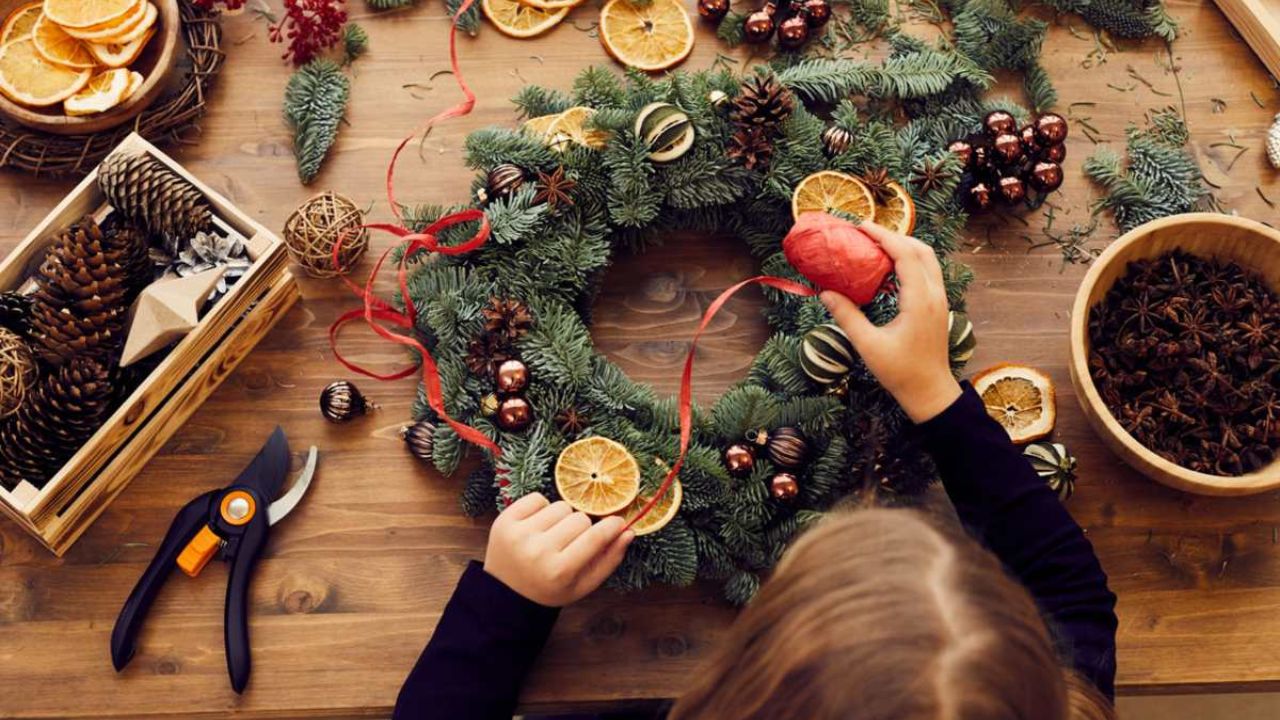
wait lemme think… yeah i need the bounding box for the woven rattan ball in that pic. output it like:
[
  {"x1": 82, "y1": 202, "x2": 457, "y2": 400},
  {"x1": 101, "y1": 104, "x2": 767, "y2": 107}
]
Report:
[
  {"x1": 0, "y1": 327, "x2": 37, "y2": 418},
  {"x1": 282, "y1": 192, "x2": 370, "y2": 278}
]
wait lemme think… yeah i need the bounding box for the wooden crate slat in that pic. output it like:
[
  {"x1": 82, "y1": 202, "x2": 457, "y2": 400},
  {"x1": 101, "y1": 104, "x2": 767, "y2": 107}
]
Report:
[{"x1": 1215, "y1": 0, "x2": 1280, "y2": 79}]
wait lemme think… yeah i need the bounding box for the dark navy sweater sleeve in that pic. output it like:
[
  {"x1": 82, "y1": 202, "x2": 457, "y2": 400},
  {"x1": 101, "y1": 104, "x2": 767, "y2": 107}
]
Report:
[
  {"x1": 393, "y1": 560, "x2": 559, "y2": 720},
  {"x1": 918, "y1": 382, "x2": 1119, "y2": 700}
]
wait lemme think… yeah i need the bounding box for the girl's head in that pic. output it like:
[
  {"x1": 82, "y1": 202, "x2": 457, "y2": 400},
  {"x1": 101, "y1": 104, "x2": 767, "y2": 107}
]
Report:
[{"x1": 670, "y1": 509, "x2": 1114, "y2": 720}]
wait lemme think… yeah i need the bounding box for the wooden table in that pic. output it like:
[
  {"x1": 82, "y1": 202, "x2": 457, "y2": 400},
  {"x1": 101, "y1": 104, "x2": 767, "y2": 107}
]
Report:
[{"x1": 1, "y1": 1, "x2": 1278, "y2": 717}]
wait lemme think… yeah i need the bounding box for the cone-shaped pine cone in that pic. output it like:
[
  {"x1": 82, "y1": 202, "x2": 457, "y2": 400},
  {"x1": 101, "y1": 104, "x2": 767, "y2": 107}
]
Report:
[
  {"x1": 731, "y1": 74, "x2": 794, "y2": 129},
  {"x1": 726, "y1": 125, "x2": 775, "y2": 171},
  {"x1": 28, "y1": 217, "x2": 149, "y2": 365},
  {"x1": 0, "y1": 356, "x2": 114, "y2": 488},
  {"x1": 98, "y1": 151, "x2": 213, "y2": 241}
]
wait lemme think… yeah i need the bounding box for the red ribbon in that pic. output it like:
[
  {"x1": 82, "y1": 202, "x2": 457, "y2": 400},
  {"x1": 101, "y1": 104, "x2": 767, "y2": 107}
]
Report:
[
  {"x1": 329, "y1": 1, "x2": 821, "y2": 524},
  {"x1": 623, "y1": 277, "x2": 816, "y2": 529}
]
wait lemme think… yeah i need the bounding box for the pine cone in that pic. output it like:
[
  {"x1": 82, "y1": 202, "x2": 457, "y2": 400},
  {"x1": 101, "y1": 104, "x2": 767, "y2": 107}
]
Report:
[
  {"x1": 1078, "y1": 0, "x2": 1154, "y2": 39},
  {"x1": 731, "y1": 75, "x2": 794, "y2": 130},
  {"x1": 28, "y1": 217, "x2": 150, "y2": 366},
  {"x1": 104, "y1": 220, "x2": 155, "y2": 297},
  {"x1": 98, "y1": 151, "x2": 213, "y2": 241},
  {"x1": 0, "y1": 356, "x2": 114, "y2": 488},
  {"x1": 0, "y1": 291, "x2": 31, "y2": 336},
  {"x1": 481, "y1": 298, "x2": 533, "y2": 342},
  {"x1": 726, "y1": 125, "x2": 775, "y2": 171}
]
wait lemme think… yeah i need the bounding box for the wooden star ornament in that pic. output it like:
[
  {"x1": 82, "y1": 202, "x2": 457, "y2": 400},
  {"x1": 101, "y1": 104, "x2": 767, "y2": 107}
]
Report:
[{"x1": 120, "y1": 268, "x2": 227, "y2": 367}]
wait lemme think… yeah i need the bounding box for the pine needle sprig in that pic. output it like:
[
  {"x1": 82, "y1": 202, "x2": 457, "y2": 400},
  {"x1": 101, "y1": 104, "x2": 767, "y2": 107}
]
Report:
[{"x1": 283, "y1": 59, "x2": 351, "y2": 184}]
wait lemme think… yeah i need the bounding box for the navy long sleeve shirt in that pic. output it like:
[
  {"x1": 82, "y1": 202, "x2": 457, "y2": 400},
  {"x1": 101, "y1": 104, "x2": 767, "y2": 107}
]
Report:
[{"x1": 394, "y1": 382, "x2": 1118, "y2": 718}]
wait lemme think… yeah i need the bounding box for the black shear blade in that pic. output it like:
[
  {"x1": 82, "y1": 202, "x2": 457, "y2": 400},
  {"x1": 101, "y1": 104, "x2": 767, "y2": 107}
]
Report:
[{"x1": 236, "y1": 426, "x2": 291, "y2": 501}]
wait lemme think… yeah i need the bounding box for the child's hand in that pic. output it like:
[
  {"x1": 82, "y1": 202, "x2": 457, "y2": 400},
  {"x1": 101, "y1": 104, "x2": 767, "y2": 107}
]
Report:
[
  {"x1": 819, "y1": 222, "x2": 963, "y2": 424},
  {"x1": 483, "y1": 493, "x2": 635, "y2": 607}
]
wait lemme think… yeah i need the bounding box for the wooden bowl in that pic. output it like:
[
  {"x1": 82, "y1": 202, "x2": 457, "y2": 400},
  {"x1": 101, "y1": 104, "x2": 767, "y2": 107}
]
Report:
[
  {"x1": 1069, "y1": 213, "x2": 1280, "y2": 496},
  {"x1": 0, "y1": 0, "x2": 179, "y2": 136}
]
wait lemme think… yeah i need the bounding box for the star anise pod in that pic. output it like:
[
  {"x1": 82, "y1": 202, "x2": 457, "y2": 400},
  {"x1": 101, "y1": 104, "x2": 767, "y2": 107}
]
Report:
[
  {"x1": 464, "y1": 335, "x2": 512, "y2": 378},
  {"x1": 910, "y1": 157, "x2": 955, "y2": 196},
  {"x1": 554, "y1": 406, "x2": 588, "y2": 435},
  {"x1": 533, "y1": 166, "x2": 576, "y2": 211},
  {"x1": 482, "y1": 297, "x2": 533, "y2": 342},
  {"x1": 860, "y1": 168, "x2": 897, "y2": 204}
]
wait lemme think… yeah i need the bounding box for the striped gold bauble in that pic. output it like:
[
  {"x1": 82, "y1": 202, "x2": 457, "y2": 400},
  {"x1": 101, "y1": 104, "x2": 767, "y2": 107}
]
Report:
[
  {"x1": 948, "y1": 311, "x2": 977, "y2": 364},
  {"x1": 635, "y1": 102, "x2": 695, "y2": 163},
  {"x1": 800, "y1": 323, "x2": 855, "y2": 385}
]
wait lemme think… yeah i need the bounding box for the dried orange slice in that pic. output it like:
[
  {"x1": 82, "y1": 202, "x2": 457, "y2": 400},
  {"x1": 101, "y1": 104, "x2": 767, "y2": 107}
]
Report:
[
  {"x1": 555, "y1": 437, "x2": 641, "y2": 516},
  {"x1": 64, "y1": 67, "x2": 130, "y2": 115},
  {"x1": 61, "y1": 0, "x2": 147, "y2": 41},
  {"x1": 482, "y1": 0, "x2": 568, "y2": 38},
  {"x1": 123, "y1": 68, "x2": 142, "y2": 99},
  {"x1": 791, "y1": 170, "x2": 877, "y2": 222},
  {"x1": 972, "y1": 363, "x2": 1057, "y2": 444},
  {"x1": 873, "y1": 180, "x2": 916, "y2": 235},
  {"x1": 86, "y1": 25, "x2": 153, "y2": 67},
  {"x1": 546, "y1": 106, "x2": 610, "y2": 150},
  {"x1": 617, "y1": 479, "x2": 682, "y2": 536},
  {"x1": 598, "y1": 0, "x2": 694, "y2": 72},
  {"x1": 88, "y1": 1, "x2": 155, "y2": 45},
  {"x1": 0, "y1": 36, "x2": 89, "y2": 106},
  {"x1": 522, "y1": 112, "x2": 561, "y2": 137},
  {"x1": 42, "y1": 0, "x2": 136, "y2": 29},
  {"x1": 519, "y1": 0, "x2": 583, "y2": 9},
  {"x1": 32, "y1": 13, "x2": 94, "y2": 69},
  {"x1": 1, "y1": 2, "x2": 43, "y2": 43}
]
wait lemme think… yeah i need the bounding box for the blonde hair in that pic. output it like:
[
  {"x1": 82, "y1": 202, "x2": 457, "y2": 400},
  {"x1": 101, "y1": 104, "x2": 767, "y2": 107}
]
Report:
[{"x1": 670, "y1": 509, "x2": 1115, "y2": 720}]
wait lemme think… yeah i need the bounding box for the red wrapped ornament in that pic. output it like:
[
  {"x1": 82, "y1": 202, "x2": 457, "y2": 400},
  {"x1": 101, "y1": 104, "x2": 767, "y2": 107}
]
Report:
[{"x1": 783, "y1": 213, "x2": 893, "y2": 305}]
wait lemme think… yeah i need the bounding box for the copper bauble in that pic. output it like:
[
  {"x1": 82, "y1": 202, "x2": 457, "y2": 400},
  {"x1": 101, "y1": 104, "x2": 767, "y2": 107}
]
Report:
[
  {"x1": 992, "y1": 132, "x2": 1023, "y2": 165},
  {"x1": 479, "y1": 163, "x2": 524, "y2": 205},
  {"x1": 496, "y1": 359, "x2": 529, "y2": 395},
  {"x1": 496, "y1": 396, "x2": 533, "y2": 432},
  {"x1": 770, "y1": 473, "x2": 800, "y2": 500},
  {"x1": 766, "y1": 427, "x2": 809, "y2": 469},
  {"x1": 1028, "y1": 161, "x2": 1064, "y2": 193},
  {"x1": 969, "y1": 142, "x2": 993, "y2": 171},
  {"x1": 777, "y1": 14, "x2": 809, "y2": 49},
  {"x1": 1033, "y1": 113, "x2": 1069, "y2": 146},
  {"x1": 1040, "y1": 142, "x2": 1066, "y2": 164},
  {"x1": 1019, "y1": 125, "x2": 1040, "y2": 154},
  {"x1": 947, "y1": 140, "x2": 973, "y2": 168},
  {"x1": 743, "y1": 10, "x2": 776, "y2": 43},
  {"x1": 724, "y1": 443, "x2": 756, "y2": 477},
  {"x1": 320, "y1": 380, "x2": 373, "y2": 423},
  {"x1": 964, "y1": 181, "x2": 993, "y2": 212},
  {"x1": 802, "y1": 0, "x2": 830, "y2": 27},
  {"x1": 983, "y1": 110, "x2": 1017, "y2": 137},
  {"x1": 697, "y1": 0, "x2": 730, "y2": 22},
  {"x1": 997, "y1": 175, "x2": 1026, "y2": 205},
  {"x1": 402, "y1": 420, "x2": 435, "y2": 462}
]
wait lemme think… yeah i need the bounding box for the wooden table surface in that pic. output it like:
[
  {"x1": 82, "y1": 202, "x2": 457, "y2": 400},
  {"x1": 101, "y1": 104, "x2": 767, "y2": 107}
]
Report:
[{"x1": 2, "y1": 1, "x2": 1279, "y2": 717}]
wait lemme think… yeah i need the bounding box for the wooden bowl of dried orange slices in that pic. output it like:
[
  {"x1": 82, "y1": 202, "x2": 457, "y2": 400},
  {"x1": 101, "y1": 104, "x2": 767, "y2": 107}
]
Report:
[{"x1": 0, "y1": 0, "x2": 178, "y2": 135}]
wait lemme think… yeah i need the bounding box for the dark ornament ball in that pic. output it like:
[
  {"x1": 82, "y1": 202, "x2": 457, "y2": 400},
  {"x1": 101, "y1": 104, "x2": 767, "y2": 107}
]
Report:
[
  {"x1": 1019, "y1": 125, "x2": 1040, "y2": 154},
  {"x1": 802, "y1": 0, "x2": 831, "y2": 27},
  {"x1": 983, "y1": 110, "x2": 1017, "y2": 137},
  {"x1": 997, "y1": 175, "x2": 1026, "y2": 205},
  {"x1": 495, "y1": 359, "x2": 529, "y2": 395},
  {"x1": 743, "y1": 10, "x2": 776, "y2": 43},
  {"x1": 821, "y1": 125, "x2": 853, "y2": 156},
  {"x1": 697, "y1": 0, "x2": 730, "y2": 22},
  {"x1": 496, "y1": 396, "x2": 533, "y2": 432},
  {"x1": 481, "y1": 163, "x2": 524, "y2": 205},
  {"x1": 766, "y1": 427, "x2": 809, "y2": 469},
  {"x1": 1028, "y1": 161, "x2": 1064, "y2": 193},
  {"x1": 770, "y1": 473, "x2": 800, "y2": 500},
  {"x1": 1033, "y1": 113, "x2": 1069, "y2": 146},
  {"x1": 992, "y1": 132, "x2": 1024, "y2": 165},
  {"x1": 963, "y1": 180, "x2": 993, "y2": 212},
  {"x1": 320, "y1": 380, "x2": 371, "y2": 423},
  {"x1": 402, "y1": 420, "x2": 436, "y2": 462},
  {"x1": 777, "y1": 14, "x2": 809, "y2": 49},
  {"x1": 724, "y1": 443, "x2": 756, "y2": 477},
  {"x1": 947, "y1": 139, "x2": 973, "y2": 169},
  {"x1": 1040, "y1": 142, "x2": 1066, "y2": 164}
]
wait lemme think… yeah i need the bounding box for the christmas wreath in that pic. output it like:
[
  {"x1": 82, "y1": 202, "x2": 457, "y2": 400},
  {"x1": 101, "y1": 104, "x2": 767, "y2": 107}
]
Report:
[{"x1": 380, "y1": 41, "x2": 1031, "y2": 604}]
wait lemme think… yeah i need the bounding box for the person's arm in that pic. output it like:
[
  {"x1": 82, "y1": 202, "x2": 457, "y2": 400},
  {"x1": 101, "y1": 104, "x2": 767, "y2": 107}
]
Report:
[
  {"x1": 819, "y1": 222, "x2": 1118, "y2": 701},
  {"x1": 917, "y1": 383, "x2": 1118, "y2": 700},
  {"x1": 394, "y1": 494, "x2": 634, "y2": 720}
]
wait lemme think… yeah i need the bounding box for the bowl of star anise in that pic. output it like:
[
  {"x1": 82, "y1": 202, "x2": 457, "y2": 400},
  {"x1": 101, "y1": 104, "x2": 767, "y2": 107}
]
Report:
[{"x1": 1070, "y1": 213, "x2": 1280, "y2": 496}]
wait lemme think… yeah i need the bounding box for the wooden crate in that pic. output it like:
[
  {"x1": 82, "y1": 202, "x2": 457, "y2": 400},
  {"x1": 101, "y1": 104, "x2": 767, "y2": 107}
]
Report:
[
  {"x1": 1214, "y1": 0, "x2": 1280, "y2": 79},
  {"x1": 0, "y1": 133, "x2": 300, "y2": 555}
]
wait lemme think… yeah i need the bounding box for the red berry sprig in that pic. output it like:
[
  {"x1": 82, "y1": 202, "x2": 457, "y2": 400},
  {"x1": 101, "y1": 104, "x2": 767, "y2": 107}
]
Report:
[{"x1": 268, "y1": 0, "x2": 349, "y2": 66}]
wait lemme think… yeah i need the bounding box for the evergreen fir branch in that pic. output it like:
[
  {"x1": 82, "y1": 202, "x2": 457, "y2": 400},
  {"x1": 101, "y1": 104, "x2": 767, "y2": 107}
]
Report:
[
  {"x1": 484, "y1": 185, "x2": 550, "y2": 245},
  {"x1": 283, "y1": 59, "x2": 350, "y2": 184},
  {"x1": 511, "y1": 85, "x2": 571, "y2": 119},
  {"x1": 716, "y1": 11, "x2": 747, "y2": 47},
  {"x1": 572, "y1": 66, "x2": 629, "y2": 109},
  {"x1": 444, "y1": 0, "x2": 482, "y2": 35},
  {"x1": 1022, "y1": 62, "x2": 1057, "y2": 114},
  {"x1": 461, "y1": 466, "x2": 498, "y2": 516},
  {"x1": 724, "y1": 570, "x2": 761, "y2": 606},
  {"x1": 1146, "y1": 2, "x2": 1179, "y2": 43},
  {"x1": 366, "y1": 0, "x2": 413, "y2": 8},
  {"x1": 342, "y1": 23, "x2": 368, "y2": 65},
  {"x1": 519, "y1": 301, "x2": 596, "y2": 390},
  {"x1": 464, "y1": 128, "x2": 556, "y2": 171},
  {"x1": 712, "y1": 386, "x2": 780, "y2": 439}
]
